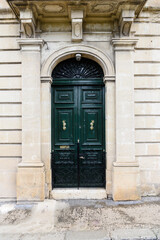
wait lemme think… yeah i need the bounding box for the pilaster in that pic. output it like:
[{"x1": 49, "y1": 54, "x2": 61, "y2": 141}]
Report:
[
  {"x1": 17, "y1": 39, "x2": 45, "y2": 202},
  {"x1": 41, "y1": 76, "x2": 52, "y2": 198},
  {"x1": 112, "y1": 38, "x2": 141, "y2": 201},
  {"x1": 103, "y1": 76, "x2": 116, "y2": 196}
]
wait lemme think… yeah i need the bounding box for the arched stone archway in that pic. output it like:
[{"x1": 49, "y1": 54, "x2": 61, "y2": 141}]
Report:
[
  {"x1": 41, "y1": 44, "x2": 115, "y2": 78},
  {"x1": 40, "y1": 44, "x2": 116, "y2": 198}
]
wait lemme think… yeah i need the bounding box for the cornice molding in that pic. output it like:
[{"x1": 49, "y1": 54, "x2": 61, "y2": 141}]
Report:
[
  {"x1": 112, "y1": 38, "x2": 138, "y2": 51},
  {"x1": 103, "y1": 75, "x2": 115, "y2": 83},
  {"x1": 17, "y1": 38, "x2": 44, "y2": 51},
  {"x1": 41, "y1": 76, "x2": 52, "y2": 84},
  {"x1": 7, "y1": 0, "x2": 147, "y2": 23}
]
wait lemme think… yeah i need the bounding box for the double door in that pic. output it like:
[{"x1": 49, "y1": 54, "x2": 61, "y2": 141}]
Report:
[{"x1": 52, "y1": 85, "x2": 105, "y2": 188}]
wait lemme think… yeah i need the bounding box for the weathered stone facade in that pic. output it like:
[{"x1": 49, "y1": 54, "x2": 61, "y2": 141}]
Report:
[{"x1": 0, "y1": 0, "x2": 160, "y2": 201}]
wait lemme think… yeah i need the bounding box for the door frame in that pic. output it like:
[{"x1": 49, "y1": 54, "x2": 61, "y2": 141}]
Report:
[{"x1": 41, "y1": 45, "x2": 115, "y2": 198}]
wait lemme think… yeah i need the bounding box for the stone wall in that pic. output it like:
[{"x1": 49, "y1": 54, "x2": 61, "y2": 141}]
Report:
[
  {"x1": 0, "y1": 0, "x2": 21, "y2": 198},
  {"x1": 134, "y1": 3, "x2": 160, "y2": 196}
]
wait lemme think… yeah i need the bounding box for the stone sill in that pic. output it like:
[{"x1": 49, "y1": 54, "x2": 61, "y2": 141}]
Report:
[{"x1": 50, "y1": 188, "x2": 107, "y2": 200}]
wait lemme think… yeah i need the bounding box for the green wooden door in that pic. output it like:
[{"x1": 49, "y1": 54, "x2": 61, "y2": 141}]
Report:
[{"x1": 52, "y1": 85, "x2": 105, "y2": 188}]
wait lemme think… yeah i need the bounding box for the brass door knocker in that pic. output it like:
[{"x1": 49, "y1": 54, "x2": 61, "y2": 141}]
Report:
[
  {"x1": 90, "y1": 120, "x2": 94, "y2": 130},
  {"x1": 62, "y1": 120, "x2": 66, "y2": 130}
]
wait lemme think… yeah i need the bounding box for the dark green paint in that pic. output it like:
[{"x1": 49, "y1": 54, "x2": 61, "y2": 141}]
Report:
[{"x1": 51, "y1": 80, "x2": 105, "y2": 188}]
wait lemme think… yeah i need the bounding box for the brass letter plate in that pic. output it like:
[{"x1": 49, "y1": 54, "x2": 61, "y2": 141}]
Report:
[{"x1": 60, "y1": 146, "x2": 70, "y2": 149}]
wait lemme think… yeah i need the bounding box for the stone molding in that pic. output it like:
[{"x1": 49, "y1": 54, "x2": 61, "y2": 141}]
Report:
[
  {"x1": 103, "y1": 76, "x2": 115, "y2": 83},
  {"x1": 17, "y1": 39, "x2": 44, "y2": 51},
  {"x1": 18, "y1": 162, "x2": 44, "y2": 168},
  {"x1": 7, "y1": 0, "x2": 146, "y2": 23},
  {"x1": 41, "y1": 76, "x2": 52, "y2": 84},
  {"x1": 41, "y1": 44, "x2": 115, "y2": 78},
  {"x1": 112, "y1": 38, "x2": 138, "y2": 51},
  {"x1": 20, "y1": 8, "x2": 36, "y2": 38},
  {"x1": 119, "y1": 10, "x2": 135, "y2": 37},
  {"x1": 113, "y1": 162, "x2": 139, "y2": 167},
  {"x1": 71, "y1": 10, "x2": 83, "y2": 42}
]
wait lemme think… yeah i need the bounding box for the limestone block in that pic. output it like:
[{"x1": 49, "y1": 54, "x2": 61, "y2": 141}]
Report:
[
  {"x1": 0, "y1": 117, "x2": 21, "y2": 129},
  {"x1": 106, "y1": 168, "x2": 112, "y2": 194},
  {"x1": 41, "y1": 21, "x2": 71, "y2": 32},
  {"x1": 41, "y1": 144, "x2": 51, "y2": 169},
  {"x1": 0, "y1": 158, "x2": 19, "y2": 170},
  {"x1": 135, "y1": 50, "x2": 160, "y2": 62},
  {"x1": 41, "y1": 131, "x2": 50, "y2": 144},
  {"x1": 22, "y1": 143, "x2": 41, "y2": 163},
  {"x1": 0, "y1": 77, "x2": 21, "y2": 89},
  {"x1": 84, "y1": 33, "x2": 111, "y2": 42},
  {"x1": 0, "y1": 104, "x2": 21, "y2": 116},
  {"x1": 22, "y1": 130, "x2": 40, "y2": 145},
  {"x1": 0, "y1": 171, "x2": 17, "y2": 198},
  {"x1": 22, "y1": 89, "x2": 41, "y2": 103},
  {"x1": 134, "y1": 22, "x2": 160, "y2": 35},
  {"x1": 0, "y1": 24, "x2": 20, "y2": 36},
  {"x1": 135, "y1": 90, "x2": 160, "y2": 102},
  {"x1": 112, "y1": 166, "x2": 141, "y2": 201},
  {"x1": 45, "y1": 168, "x2": 51, "y2": 185},
  {"x1": 0, "y1": 51, "x2": 21, "y2": 63},
  {"x1": 22, "y1": 103, "x2": 40, "y2": 117},
  {"x1": 136, "y1": 37, "x2": 160, "y2": 49},
  {"x1": 0, "y1": 157, "x2": 18, "y2": 198},
  {"x1": 135, "y1": 116, "x2": 160, "y2": 128},
  {"x1": 51, "y1": 188, "x2": 107, "y2": 200},
  {"x1": 0, "y1": 64, "x2": 21, "y2": 76},
  {"x1": 0, "y1": 90, "x2": 21, "y2": 102},
  {"x1": 136, "y1": 143, "x2": 160, "y2": 156},
  {"x1": 0, "y1": 38, "x2": 19, "y2": 49},
  {"x1": 136, "y1": 156, "x2": 160, "y2": 169},
  {"x1": 17, "y1": 167, "x2": 45, "y2": 201},
  {"x1": 84, "y1": 22, "x2": 112, "y2": 32},
  {"x1": 0, "y1": 144, "x2": 21, "y2": 157},
  {"x1": 150, "y1": 170, "x2": 160, "y2": 183},
  {"x1": 135, "y1": 130, "x2": 160, "y2": 142},
  {"x1": 135, "y1": 103, "x2": 160, "y2": 115},
  {"x1": 135, "y1": 76, "x2": 160, "y2": 89},
  {"x1": 41, "y1": 32, "x2": 71, "y2": 42},
  {"x1": 141, "y1": 169, "x2": 160, "y2": 184},
  {"x1": 135, "y1": 63, "x2": 160, "y2": 75},
  {"x1": 0, "y1": 131, "x2": 21, "y2": 143}
]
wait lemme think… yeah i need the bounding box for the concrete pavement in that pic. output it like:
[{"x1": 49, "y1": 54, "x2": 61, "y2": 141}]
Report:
[
  {"x1": 0, "y1": 197, "x2": 160, "y2": 239},
  {"x1": 0, "y1": 229, "x2": 160, "y2": 240}
]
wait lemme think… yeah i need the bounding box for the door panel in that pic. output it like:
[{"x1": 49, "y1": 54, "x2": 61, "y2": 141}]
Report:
[
  {"x1": 81, "y1": 88, "x2": 102, "y2": 103},
  {"x1": 82, "y1": 108, "x2": 102, "y2": 145},
  {"x1": 79, "y1": 86, "x2": 105, "y2": 187},
  {"x1": 52, "y1": 85, "x2": 105, "y2": 188},
  {"x1": 55, "y1": 89, "x2": 74, "y2": 103},
  {"x1": 55, "y1": 108, "x2": 74, "y2": 144},
  {"x1": 52, "y1": 86, "x2": 77, "y2": 187}
]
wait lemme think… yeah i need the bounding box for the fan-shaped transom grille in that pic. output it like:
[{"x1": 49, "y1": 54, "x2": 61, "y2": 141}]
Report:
[{"x1": 52, "y1": 58, "x2": 104, "y2": 79}]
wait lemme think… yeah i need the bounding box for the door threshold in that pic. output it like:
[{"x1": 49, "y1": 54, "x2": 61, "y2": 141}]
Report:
[{"x1": 50, "y1": 188, "x2": 107, "y2": 200}]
